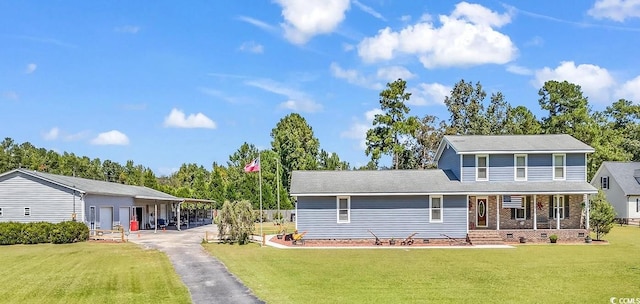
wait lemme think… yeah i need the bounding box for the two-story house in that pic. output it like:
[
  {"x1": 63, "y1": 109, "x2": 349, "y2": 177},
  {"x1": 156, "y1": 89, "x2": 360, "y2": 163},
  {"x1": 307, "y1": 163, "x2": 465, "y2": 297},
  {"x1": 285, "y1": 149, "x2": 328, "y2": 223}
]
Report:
[{"x1": 290, "y1": 134, "x2": 598, "y2": 243}]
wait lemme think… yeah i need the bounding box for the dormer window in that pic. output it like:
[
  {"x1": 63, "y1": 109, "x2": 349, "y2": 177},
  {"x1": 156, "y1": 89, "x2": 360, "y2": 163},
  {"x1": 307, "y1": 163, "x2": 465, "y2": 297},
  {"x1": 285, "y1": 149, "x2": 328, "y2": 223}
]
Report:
[
  {"x1": 514, "y1": 154, "x2": 527, "y2": 181},
  {"x1": 553, "y1": 154, "x2": 566, "y2": 180},
  {"x1": 476, "y1": 155, "x2": 488, "y2": 181}
]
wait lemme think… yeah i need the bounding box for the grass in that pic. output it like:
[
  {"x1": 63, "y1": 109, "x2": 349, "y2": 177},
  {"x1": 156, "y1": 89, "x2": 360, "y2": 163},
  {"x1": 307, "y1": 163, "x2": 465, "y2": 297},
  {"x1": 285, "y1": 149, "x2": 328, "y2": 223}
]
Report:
[
  {"x1": 205, "y1": 226, "x2": 640, "y2": 303},
  {"x1": 253, "y1": 221, "x2": 296, "y2": 235},
  {"x1": 0, "y1": 242, "x2": 190, "y2": 304}
]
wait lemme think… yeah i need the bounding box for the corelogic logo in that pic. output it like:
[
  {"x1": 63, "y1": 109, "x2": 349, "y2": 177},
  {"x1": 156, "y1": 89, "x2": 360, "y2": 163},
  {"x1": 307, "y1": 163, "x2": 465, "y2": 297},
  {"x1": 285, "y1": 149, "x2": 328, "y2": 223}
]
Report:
[{"x1": 611, "y1": 297, "x2": 640, "y2": 304}]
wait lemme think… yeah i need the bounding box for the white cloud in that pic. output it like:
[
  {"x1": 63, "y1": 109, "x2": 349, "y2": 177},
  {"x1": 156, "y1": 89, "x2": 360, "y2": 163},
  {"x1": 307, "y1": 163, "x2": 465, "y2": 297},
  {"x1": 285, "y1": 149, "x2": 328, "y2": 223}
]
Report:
[
  {"x1": 357, "y1": 2, "x2": 516, "y2": 68},
  {"x1": 25, "y1": 63, "x2": 37, "y2": 74},
  {"x1": 115, "y1": 25, "x2": 140, "y2": 34},
  {"x1": 616, "y1": 75, "x2": 640, "y2": 101},
  {"x1": 330, "y1": 62, "x2": 383, "y2": 90},
  {"x1": 43, "y1": 127, "x2": 59, "y2": 140},
  {"x1": 239, "y1": 41, "x2": 264, "y2": 53},
  {"x1": 341, "y1": 108, "x2": 384, "y2": 150},
  {"x1": 506, "y1": 64, "x2": 533, "y2": 75},
  {"x1": 588, "y1": 0, "x2": 640, "y2": 22},
  {"x1": 275, "y1": 0, "x2": 350, "y2": 44},
  {"x1": 64, "y1": 130, "x2": 90, "y2": 141},
  {"x1": 525, "y1": 36, "x2": 544, "y2": 47},
  {"x1": 376, "y1": 66, "x2": 416, "y2": 82},
  {"x1": 163, "y1": 108, "x2": 217, "y2": 129},
  {"x1": 409, "y1": 83, "x2": 451, "y2": 106},
  {"x1": 400, "y1": 15, "x2": 412, "y2": 22},
  {"x1": 353, "y1": 0, "x2": 386, "y2": 21},
  {"x1": 534, "y1": 61, "x2": 616, "y2": 103},
  {"x1": 91, "y1": 130, "x2": 130, "y2": 145},
  {"x1": 2, "y1": 91, "x2": 19, "y2": 100},
  {"x1": 237, "y1": 16, "x2": 278, "y2": 33},
  {"x1": 342, "y1": 43, "x2": 355, "y2": 51},
  {"x1": 245, "y1": 79, "x2": 323, "y2": 113}
]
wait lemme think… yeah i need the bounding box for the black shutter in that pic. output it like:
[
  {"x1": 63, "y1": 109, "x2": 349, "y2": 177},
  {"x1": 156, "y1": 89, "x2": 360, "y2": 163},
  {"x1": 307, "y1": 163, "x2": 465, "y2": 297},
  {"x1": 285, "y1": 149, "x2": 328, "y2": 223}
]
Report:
[
  {"x1": 510, "y1": 208, "x2": 515, "y2": 219},
  {"x1": 526, "y1": 196, "x2": 532, "y2": 219},
  {"x1": 549, "y1": 196, "x2": 554, "y2": 218},
  {"x1": 564, "y1": 195, "x2": 570, "y2": 218}
]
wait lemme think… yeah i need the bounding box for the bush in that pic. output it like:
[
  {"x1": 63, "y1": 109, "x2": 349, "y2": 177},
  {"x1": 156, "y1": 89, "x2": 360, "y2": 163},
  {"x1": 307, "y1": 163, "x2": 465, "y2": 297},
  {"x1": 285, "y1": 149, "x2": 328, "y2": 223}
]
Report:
[
  {"x1": 51, "y1": 221, "x2": 89, "y2": 244},
  {"x1": 21, "y1": 222, "x2": 54, "y2": 244},
  {"x1": 0, "y1": 222, "x2": 23, "y2": 245}
]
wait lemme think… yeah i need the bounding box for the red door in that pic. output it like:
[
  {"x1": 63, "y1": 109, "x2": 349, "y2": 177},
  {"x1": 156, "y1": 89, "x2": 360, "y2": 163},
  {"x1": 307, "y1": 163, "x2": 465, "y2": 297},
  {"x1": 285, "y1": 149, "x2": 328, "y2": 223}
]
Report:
[{"x1": 476, "y1": 197, "x2": 488, "y2": 227}]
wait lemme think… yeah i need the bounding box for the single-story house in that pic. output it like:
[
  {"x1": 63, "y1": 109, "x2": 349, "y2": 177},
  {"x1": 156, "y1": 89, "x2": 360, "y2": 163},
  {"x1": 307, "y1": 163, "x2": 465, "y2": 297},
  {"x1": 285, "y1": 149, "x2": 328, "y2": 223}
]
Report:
[
  {"x1": 290, "y1": 134, "x2": 598, "y2": 243},
  {"x1": 590, "y1": 161, "x2": 640, "y2": 220},
  {"x1": 0, "y1": 168, "x2": 185, "y2": 232}
]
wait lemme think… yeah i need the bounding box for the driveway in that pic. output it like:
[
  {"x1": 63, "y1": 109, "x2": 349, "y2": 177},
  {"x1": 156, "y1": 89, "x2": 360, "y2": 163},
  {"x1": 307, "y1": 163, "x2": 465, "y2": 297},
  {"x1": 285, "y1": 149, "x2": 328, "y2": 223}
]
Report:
[{"x1": 128, "y1": 225, "x2": 264, "y2": 304}]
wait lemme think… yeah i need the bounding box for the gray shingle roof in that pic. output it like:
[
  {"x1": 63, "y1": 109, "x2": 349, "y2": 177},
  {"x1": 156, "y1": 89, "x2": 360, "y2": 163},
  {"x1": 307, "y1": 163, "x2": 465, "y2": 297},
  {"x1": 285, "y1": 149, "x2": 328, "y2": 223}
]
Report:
[
  {"x1": 442, "y1": 134, "x2": 594, "y2": 154},
  {"x1": 6, "y1": 169, "x2": 179, "y2": 201},
  {"x1": 290, "y1": 170, "x2": 597, "y2": 196},
  {"x1": 601, "y1": 162, "x2": 640, "y2": 196}
]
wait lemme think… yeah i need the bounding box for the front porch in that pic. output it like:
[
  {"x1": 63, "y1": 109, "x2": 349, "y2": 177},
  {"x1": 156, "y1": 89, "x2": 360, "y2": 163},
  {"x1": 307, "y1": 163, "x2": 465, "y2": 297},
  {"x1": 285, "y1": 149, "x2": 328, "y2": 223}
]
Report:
[{"x1": 467, "y1": 194, "x2": 590, "y2": 243}]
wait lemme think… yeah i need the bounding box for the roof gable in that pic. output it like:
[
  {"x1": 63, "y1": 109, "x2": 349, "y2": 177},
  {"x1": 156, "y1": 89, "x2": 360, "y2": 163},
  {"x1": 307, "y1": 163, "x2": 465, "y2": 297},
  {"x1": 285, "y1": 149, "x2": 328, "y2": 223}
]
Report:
[{"x1": 601, "y1": 162, "x2": 640, "y2": 196}]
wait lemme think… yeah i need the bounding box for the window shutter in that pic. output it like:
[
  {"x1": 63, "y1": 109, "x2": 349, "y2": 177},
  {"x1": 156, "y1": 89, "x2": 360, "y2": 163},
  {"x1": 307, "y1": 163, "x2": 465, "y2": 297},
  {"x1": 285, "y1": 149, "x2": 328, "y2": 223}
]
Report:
[
  {"x1": 510, "y1": 208, "x2": 515, "y2": 219},
  {"x1": 549, "y1": 196, "x2": 554, "y2": 218},
  {"x1": 564, "y1": 195, "x2": 570, "y2": 218},
  {"x1": 526, "y1": 197, "x2": 532, "y2": 219}
]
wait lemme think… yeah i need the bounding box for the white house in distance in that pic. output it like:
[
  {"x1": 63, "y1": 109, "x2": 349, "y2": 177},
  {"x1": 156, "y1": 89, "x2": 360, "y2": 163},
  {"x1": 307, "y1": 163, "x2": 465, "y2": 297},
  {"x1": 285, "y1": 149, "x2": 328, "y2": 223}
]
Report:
[
  {"x1": 591, "y1": 162, "x2": 640, "y2": 221},
  {"x1": 0, "y1": 168, "x2": 184, "y2": 232}
]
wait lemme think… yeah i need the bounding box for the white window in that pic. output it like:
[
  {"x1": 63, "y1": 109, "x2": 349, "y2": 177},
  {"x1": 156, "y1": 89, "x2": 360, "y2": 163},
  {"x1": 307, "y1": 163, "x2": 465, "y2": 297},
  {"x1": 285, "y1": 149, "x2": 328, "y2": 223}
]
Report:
[
  {"x1": 515, "y1": 196, "x2": 527, "y2": 220},
  {"x1": 430, "y1": 196, "x2": 443, "y2": 222},
  {"x1": 0, "y1": 207, "x2": 3, "y2": 216},
  {"x1": 337, "y1": 197, "x2": 350, "y2": 223},
  {"x1": 552, "y1": 195, "x2": 564, "y2": 219},
  {"x1": 514, "y1": 154, "x2": 527, "y2": 181},
  {"x1": 601, "y1": 176, "x2": 609, "y2": 189},
  {"x1": 553, "y1": 154, "x2": 566, "y2": 180},
  {"x1": 476, "y1": 155, "x2": 488, "y2": 181},
  {"x1": 24, "y1": 207, "x2": 31, "y2": 216}
]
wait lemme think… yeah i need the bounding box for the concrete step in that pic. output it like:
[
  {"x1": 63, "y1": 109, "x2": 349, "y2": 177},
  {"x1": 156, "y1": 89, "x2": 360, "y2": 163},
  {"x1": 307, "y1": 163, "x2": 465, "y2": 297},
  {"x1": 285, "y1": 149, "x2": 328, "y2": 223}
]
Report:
[{"x1": 467, "y1": 230, "x2": 504, "y2": 245}]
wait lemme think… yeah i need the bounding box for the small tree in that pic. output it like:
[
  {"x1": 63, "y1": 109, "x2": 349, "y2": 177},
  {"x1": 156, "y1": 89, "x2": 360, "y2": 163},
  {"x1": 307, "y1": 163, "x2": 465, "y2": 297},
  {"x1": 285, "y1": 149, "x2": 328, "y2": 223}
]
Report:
[
  {"x1": 234, "y1": 200, "x2": 255, "y2": 245},
  {"x1": 590, "y1": 190, "x2": 617, "y2": 240},
  {"x1": 217, "y1": 201, "x2": 235, "y2": 242}
]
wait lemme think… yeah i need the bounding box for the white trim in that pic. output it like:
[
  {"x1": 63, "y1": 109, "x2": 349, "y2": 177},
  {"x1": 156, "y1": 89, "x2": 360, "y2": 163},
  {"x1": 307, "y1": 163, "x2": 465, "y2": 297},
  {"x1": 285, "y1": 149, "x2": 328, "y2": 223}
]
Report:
[
  {"x1": 514, "y1": 154, "x2": 527, "y2": 181},
  {"x1": 476, "y1": 155, "x2": 489, "y2": 181},
  {"x1": 465, "y1": 195, "x2": 469, "y2": 233},
  {"x1": 552, "y1": 195, "x2": 565, "y2": 219},
  {"x1": 293, "y1": 190, "x2": 598, "y2": 197},
  {"x1": 456, "y1": 149, "x2": 594, "y2": 154},
  {"x1": 430, "y1": 195, "x2": 443, "y2": 223},
  {"x1": 476, "y1": 196, "x2": 488, "y2": 227},
  {"x1": 553, "y1": 154, "x2": 566, "y2": 180},
  {"x1": 336, "y1": 196, "x2": 350, "y2": 223}
]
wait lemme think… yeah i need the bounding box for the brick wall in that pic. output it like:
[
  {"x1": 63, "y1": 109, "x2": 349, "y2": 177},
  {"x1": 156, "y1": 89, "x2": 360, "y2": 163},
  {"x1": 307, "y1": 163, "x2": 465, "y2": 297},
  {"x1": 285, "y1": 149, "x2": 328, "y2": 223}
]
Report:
[
  {"x1": 498, "y1": 194, "x2": 584, "y2": 229},
  {"x1": 498, "y1": 229, "x2": 588, "y2": 243}
]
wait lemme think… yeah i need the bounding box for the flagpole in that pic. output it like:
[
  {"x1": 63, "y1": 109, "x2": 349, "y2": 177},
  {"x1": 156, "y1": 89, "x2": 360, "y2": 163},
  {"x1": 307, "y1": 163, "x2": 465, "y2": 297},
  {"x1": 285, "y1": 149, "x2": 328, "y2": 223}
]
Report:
[
  {"x1": 276, "y1": 155, "x2": 280, "y2": 220},
  {"x1": 259, "y1": 152, "x2": 263, "y2": 246}
]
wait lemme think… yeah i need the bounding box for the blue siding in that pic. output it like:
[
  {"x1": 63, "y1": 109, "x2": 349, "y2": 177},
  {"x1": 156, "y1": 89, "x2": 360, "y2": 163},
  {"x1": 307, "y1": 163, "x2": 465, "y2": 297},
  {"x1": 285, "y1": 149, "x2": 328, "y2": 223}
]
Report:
[
  {"x1": 567, "y1": 153, "x2": 586, "y2": 181},
  {"x1": 529, "y1": 154, "x2": 552, "y2": 181},
  {"x1": 489, "y1": 154, "x2": 513, "y2": 181},
  {"x1": 84, "y1": 195, "x2": 134, "y2": 224},
  {"x1": 438, "y1": 145, "x2": 460, "y2": 180},
  {"x1": 297, "y1": 195, "x2": 467, "y2": 239},
  {"x1": 461, "y1": 155, "x2": 475, "y2": 182}
]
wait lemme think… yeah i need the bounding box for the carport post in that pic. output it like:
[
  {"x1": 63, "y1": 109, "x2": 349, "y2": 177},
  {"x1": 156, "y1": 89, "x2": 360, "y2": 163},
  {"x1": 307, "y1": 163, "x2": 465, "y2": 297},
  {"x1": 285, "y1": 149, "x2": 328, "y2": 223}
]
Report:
[{"x1": 154, "y1": 204, "x2": 158, "y2": 233}]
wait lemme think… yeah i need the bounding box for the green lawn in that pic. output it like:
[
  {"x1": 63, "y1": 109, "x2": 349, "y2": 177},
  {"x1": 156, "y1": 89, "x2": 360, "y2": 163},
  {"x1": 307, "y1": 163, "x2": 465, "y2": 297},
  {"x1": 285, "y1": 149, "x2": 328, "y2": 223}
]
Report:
[
  {"x1": 253, "y1": 221, "x2": 296, "y2": 236},
  {"x1": 0, "y1": 242, "x2": 190, "y2": 304},
  {"x1": 205, "y1": 226, "x2": 640, "y2": 303}
]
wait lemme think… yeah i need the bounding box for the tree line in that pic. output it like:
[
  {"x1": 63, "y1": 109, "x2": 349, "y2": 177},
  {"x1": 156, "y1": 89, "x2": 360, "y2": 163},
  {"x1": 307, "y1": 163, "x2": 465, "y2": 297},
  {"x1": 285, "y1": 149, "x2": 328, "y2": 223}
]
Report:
[{"x1": 1, "y1": 79, "x2": 638, "y2": 210}]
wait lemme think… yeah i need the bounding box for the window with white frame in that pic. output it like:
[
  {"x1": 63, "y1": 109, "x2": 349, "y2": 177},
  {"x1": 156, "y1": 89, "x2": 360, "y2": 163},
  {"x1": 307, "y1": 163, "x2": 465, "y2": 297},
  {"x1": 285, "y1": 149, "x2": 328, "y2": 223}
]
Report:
[
  {"x1": 476, "y1": 155, "x2": 488, "y2": 181},
  {"x1": 601, "y1": 176, "x2": 609, "y2": 189},
  {"x1": 24, "y1": 207, "x2": 31, "y2": 216},
  {"x1": 515, "y1": 154, "x2": 527, "y2": 181},
  {"x1": 553, "y1": 154, "x2": 566, "y2": 180},
  {"x1": 337, "y1": 197, "x2": 350, "y2": 223},
  {"x1": 515, "y1": 196, "x2": 527, "y2": 220},
  {"x1": 0, "y1": 207, "x2": 3, "y2": 217},
  {"x1": 552, "y1": 195, "x2": 564, "y2": 219},
  {"x1": 430, "y1": 196, "x2": 443, "y2": 222}
]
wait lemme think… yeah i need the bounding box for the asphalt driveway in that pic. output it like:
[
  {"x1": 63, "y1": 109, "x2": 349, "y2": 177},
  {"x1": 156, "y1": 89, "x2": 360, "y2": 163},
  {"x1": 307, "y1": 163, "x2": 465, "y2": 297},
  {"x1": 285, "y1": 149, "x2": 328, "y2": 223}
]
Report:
[{"x1": 128, "y1": 225, "x2": 264, "y2": 304}]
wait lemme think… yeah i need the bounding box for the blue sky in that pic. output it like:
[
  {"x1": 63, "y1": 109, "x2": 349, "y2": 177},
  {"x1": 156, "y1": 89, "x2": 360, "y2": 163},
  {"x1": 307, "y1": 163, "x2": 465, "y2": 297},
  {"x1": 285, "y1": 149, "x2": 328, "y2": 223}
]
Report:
[{"x1": 2, "y1": 1, "x2": 640, "y2": 175}]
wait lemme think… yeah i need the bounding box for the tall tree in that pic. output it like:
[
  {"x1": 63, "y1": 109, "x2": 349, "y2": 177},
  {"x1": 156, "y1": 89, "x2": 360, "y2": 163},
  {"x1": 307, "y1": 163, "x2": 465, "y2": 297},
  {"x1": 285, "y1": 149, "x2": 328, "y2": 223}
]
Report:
[
  {"x1": 271, "y1": 113, "x2": 320, "y2": 191},
  {"x1": 504, "y1": 106, "x2": 542, "y2": 135},
  {"x1": 412, "y1": 115, "x2": 446, "y2": 169},
  {"x1": 604, "y1": 99, "x2": 640, "y2": 161},
  {"x1": 538, "y1": 80, "x2": 593, "y2": 137},
  {"x1": 365, "y1": 78, "x2": 419, "y2": 169},
  {"x1": 444, "y1": 80, "x2": 489, "y2": 135},
  {"x1": 486, "y1": 92, "x2": 511, "y2": 134},
  {"x1": 318, "y1": 149, "x2": 350, "y2": 170}
]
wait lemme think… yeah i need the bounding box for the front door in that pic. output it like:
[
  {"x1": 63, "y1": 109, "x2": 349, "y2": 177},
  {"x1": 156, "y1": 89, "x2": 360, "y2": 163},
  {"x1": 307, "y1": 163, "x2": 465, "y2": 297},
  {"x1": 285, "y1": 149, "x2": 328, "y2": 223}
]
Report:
[{"x1": 476, "y1": 197, "x2": 488, "y2": 227}]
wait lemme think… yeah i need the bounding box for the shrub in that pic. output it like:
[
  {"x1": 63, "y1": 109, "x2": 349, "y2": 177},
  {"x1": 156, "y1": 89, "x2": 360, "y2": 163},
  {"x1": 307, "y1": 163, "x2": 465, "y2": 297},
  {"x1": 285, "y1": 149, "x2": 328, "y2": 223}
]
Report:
[
  {"x1": 21, "y1": 222, "x2": 54, "y2": 244},
  {"x1": 51, "y1": 221, "x2": 89, "y2": 244},
  {"x1": 0, "y1": 222, "x2": 23, "y2": 245}
]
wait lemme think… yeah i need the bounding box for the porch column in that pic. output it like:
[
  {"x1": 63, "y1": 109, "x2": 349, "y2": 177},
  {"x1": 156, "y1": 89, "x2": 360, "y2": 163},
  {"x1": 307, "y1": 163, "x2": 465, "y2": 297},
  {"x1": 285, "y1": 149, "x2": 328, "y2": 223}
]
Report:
[
  {"x1": 556, "y1": 196, "x2": 561, "y2": 230},
  {"x1": 533, "y1": 195, "x2": 537, "y2": 230},
  {"x1": 496, "y1": 195, "x2": 500, "y2": 230},
  {"x1": 584, "y1": 194, "x2": 590, "y2": 230},
  {"x1": 154, "y1": 204, "x2": 158, "y2": 233}
]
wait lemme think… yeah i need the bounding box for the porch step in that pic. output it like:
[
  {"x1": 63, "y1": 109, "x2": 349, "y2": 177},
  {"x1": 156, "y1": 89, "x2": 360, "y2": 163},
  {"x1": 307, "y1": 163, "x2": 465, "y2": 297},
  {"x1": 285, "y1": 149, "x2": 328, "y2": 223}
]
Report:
[{"x1": 467, "y1": 230, "x2": 504, "y2": 245}]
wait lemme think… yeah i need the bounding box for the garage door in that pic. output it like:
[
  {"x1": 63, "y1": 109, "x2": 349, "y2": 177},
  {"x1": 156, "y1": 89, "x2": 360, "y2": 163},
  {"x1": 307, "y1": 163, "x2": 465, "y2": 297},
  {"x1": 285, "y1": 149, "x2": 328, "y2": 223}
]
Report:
[
  {"x1": 99, "y1": 207, "x2": 113, "y2": 230},
  {"x1": 119, "y1": 207, "x2": 130, "y2": 231}
]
